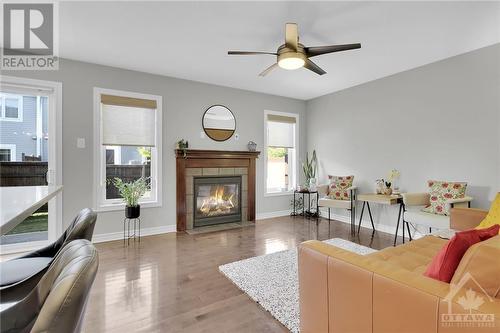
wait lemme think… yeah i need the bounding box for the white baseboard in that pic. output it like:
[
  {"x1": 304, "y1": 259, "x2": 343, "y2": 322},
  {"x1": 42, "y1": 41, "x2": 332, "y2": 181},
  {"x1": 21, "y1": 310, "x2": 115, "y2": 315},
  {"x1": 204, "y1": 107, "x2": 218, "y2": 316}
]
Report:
[
  {"x1": 92, "y1": 225, "x2": 176, "y2": 243},
  {"x1": 256, "y1": 210, "x2": 290, "y2": 220},
  {"x1": 319, "y1": 208, "x2": 404, "y2": 237}
]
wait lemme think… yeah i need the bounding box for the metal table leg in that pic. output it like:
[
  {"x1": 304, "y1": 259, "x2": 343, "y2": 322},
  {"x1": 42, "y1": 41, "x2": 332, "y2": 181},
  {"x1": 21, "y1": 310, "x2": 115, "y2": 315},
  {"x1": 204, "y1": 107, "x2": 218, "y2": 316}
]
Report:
[
  {"x1": 366, "y1": 202, "x2": 375, "y2": 231},
  {"x1": 357, "y1": 201, "x2": 366, "y2": 233},
  {"x1": 394, "y1": 203, "x2": 403, "y2": 246}
]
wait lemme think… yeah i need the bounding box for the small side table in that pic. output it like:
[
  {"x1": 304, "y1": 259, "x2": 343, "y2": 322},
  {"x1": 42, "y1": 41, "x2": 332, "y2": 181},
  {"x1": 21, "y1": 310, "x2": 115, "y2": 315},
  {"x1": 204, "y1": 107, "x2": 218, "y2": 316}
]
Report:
[
  {"x1": 357, "y1": 194, "x2": 405, "y2": 245},
  {"x1": 123, "y1": 217, "x2": 141, "y2": 245},
  {"x1": 291, "y1": 190, "x2": 319, "y2": 219}
]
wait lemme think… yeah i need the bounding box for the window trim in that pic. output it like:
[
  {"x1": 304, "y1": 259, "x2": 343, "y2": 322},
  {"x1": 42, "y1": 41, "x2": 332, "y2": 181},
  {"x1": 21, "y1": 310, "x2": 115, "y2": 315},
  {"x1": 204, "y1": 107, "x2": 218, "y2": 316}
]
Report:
[
  {"x1": 0, "y1": 75, "x2": 63, "y2": 255},
  {"x1": 0, "y1": 93, "x2": 23, "y2": 122},
  {"x1": 263, "y1": 110, "x2": 299, "y2": 197},
  {"x1": 93, "y1": 87, "x2": 163, "y2": 212},
  {"x1": 0, "y1": 144, "x2": 16, "y2": 161}
]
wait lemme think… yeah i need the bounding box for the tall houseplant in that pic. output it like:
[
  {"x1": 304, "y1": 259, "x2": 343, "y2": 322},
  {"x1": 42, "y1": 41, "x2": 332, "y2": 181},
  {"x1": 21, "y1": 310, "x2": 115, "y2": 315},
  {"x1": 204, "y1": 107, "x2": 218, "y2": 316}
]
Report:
[
  {"x1": 112, "y1": 177, "x2": 149, "y2": 218},
  {"x1": 302, "y1": 150, "x2": 317, "y2": 190}
]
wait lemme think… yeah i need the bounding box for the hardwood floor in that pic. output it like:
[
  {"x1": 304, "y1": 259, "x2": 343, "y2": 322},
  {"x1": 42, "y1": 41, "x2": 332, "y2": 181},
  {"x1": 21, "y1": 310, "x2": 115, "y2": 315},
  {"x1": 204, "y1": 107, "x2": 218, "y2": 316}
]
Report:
[{"x1": 82, "y1": 216, "x2": 397, "y2": 333}]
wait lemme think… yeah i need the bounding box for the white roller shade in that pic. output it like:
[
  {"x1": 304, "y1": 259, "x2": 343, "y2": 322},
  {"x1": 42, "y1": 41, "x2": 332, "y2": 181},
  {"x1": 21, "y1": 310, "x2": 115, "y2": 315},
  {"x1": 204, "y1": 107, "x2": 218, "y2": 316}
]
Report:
[
  {"x1": 267, "y1": 121, "x2": 295, "y2": 148},
  {"x1": 102, "y1": 104, "x2": 156, "y2": 147}
]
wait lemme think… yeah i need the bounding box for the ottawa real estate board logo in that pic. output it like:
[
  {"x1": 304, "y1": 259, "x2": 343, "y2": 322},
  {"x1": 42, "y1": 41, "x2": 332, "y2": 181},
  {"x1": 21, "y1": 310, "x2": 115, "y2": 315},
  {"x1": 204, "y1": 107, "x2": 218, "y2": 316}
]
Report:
[
  {"x1": 441, "y1": 272, "x2": 496, "y2": 329},
  {"x1": 2, "y1": 2, "x2": 58, "y2": 70}
]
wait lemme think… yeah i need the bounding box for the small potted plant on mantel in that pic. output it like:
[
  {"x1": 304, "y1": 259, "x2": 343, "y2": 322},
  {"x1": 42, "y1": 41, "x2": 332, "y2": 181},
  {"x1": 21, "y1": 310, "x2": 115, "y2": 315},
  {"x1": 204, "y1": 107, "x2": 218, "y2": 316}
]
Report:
[{"x1": 112, "y1": 177, "x2": 149, "y2": 218}]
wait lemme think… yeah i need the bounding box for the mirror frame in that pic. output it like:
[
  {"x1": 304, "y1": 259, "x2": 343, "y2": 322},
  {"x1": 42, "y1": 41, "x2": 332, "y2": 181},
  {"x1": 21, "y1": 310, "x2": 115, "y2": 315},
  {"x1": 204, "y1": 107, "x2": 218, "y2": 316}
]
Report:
[{"x1": 202, "y1": 104, "x2": 236, "y2": 142}]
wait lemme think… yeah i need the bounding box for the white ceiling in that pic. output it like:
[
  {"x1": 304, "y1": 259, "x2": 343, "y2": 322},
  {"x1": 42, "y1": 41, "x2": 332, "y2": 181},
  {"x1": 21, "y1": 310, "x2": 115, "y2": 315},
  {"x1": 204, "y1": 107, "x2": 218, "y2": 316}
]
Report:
[{"x1": 56, "y1": 1, "x2": 500, "y2": 100}]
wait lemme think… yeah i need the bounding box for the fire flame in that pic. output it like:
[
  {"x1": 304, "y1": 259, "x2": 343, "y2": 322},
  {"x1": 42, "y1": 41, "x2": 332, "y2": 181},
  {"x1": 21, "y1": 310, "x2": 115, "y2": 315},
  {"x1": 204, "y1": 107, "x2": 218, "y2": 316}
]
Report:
[{"x1": 199, "y1": 186, "x2": 235, "y2": 216}]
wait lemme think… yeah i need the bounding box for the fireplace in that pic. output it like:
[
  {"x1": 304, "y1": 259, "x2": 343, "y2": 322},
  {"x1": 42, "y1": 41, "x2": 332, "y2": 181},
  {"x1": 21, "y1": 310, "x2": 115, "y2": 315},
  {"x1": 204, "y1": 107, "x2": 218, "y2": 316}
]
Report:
[{"x1": 193, "y1": 176, "x2": 242, "y2": 227}]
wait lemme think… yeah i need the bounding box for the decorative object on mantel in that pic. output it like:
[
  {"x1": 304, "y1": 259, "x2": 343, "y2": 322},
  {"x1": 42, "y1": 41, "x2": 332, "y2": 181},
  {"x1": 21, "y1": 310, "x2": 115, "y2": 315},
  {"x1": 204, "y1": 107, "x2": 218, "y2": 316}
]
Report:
[
  {"x1": 176, "y1": 139, "x2": 189, "y2": 158},
  {"x1": 302, "y1": 150, "x2": 317, "y2": 191},
  {"x1": 202, "y1": 105, "x2": 236, "y2": 142},
  {"x1": 111, "y1": 177, "x2": 149, "y2": 244},
  {"x1": 247, "y1": 141, "x2": 257, "y2": 152}
]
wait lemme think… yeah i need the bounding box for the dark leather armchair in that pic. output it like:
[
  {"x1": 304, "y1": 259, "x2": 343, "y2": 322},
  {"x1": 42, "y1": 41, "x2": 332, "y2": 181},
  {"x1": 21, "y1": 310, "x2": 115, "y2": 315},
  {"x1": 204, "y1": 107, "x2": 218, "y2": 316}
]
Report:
[
  {"x1": 0, "y1": 239, "x2": 99, "y2": 333},
  {"x1": 0, "y1": 208, "x2": 97, "y2": 298}
]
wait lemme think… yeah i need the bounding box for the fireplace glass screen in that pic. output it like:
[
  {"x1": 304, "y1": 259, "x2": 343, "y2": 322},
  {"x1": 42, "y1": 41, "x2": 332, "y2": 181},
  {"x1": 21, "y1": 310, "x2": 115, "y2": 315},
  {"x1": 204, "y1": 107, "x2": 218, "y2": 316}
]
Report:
[{"x1": 193, "y1": 176, "x2": 242, "y2": 227}]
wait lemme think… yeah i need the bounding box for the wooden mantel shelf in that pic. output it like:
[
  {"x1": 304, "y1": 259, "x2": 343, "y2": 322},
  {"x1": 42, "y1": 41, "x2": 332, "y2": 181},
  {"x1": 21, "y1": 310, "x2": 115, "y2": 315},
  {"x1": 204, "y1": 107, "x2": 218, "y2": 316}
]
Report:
[
  {"x1": 175, "y1": 149, "x2": 260, "y2": 159},
  {"x1": 175, "y1": 149, "x2": 260, "y2": 232}
]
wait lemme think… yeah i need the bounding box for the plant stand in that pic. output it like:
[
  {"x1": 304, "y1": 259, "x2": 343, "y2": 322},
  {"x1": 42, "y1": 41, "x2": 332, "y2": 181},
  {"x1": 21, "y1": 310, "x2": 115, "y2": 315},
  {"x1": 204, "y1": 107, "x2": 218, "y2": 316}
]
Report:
[
  {"x1": 291, "y1": 190, "x2": 319, "y2": 219},
  {"x1": 123, "y1": 217, "x2": 141, "y2": 245}
]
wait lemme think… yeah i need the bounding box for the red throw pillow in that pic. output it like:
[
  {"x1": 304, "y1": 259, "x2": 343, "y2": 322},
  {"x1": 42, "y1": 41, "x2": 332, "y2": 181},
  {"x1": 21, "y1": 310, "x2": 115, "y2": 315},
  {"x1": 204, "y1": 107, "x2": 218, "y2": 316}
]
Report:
[{"x1": 424, "y1": 224, "x2": 500, "y2": 282}]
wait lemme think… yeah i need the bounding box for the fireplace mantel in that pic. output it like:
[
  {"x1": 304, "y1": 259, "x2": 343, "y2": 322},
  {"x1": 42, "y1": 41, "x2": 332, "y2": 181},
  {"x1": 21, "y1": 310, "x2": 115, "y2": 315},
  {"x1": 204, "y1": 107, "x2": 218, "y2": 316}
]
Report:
[{"x1": 175, "y1": 149, "x2": 260, "y2": 231}]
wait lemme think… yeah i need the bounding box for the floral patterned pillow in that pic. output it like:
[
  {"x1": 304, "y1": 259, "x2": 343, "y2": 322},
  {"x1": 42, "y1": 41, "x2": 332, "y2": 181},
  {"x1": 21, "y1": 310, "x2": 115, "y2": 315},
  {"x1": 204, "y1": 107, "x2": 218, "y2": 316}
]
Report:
[
  {"x1": 328, "y1": 175, "x2": 354, "y2": 201},
  {"x1": 422, "y1": 180, "x2": 467, "y2": 216}
]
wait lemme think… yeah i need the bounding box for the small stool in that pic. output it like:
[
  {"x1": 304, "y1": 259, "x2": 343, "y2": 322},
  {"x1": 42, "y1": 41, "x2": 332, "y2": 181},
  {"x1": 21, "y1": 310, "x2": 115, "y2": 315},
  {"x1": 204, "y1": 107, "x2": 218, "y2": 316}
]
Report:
[{"x1": 123, "y1": 218, "x2": 141, "y2": 245}]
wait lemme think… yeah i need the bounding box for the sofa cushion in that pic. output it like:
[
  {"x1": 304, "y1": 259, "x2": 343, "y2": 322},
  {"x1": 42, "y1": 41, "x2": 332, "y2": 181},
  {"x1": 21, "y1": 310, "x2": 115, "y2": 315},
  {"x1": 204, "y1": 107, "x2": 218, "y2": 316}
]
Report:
[
  {"x1": 404, "y1": 210, "x2": 450, "y2": 229},
  {"x1": 366, "y1": 236, "x2": 446, "y2": 274},
  {"x1": 421, "y1": 180, "x2": 467, "y2": 216},
  {"x1": 451, "y1": 234, "x2": 500, "y2": 299},
  {"x1": 327, "y1": 175, "x2": 353, "y2": 201},
  {"x1": 424, "y1": 225, "x2": 500, "y2": 283},
  {"x1": 476, "y1": 192, "x2": 500, "y2": 233}
]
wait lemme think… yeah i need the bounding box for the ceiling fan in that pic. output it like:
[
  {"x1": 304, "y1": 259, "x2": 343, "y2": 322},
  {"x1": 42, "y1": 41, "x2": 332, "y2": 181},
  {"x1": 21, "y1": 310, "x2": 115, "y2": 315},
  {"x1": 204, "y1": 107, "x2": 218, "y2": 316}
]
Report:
[{"x1": 228, "y1": 23, "x2": 361, "y2": 76}]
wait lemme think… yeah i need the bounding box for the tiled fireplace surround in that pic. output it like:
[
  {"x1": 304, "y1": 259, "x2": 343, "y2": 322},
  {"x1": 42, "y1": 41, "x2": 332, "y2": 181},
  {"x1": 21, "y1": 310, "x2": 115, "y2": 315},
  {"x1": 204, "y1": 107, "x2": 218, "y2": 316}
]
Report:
[
  {"x1": 185, "y1": 167, "x2": 248, "y2": 229},
  {"x1": 175, "y1": 149, "x2": 260, "y2": 231}
]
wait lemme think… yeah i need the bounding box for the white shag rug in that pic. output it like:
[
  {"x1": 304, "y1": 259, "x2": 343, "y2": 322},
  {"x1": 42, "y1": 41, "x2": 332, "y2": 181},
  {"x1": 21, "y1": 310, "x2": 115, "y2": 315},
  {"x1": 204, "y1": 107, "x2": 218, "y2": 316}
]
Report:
[{"x1": 219, "y1": 238, "x2": 377, "y2": 333}]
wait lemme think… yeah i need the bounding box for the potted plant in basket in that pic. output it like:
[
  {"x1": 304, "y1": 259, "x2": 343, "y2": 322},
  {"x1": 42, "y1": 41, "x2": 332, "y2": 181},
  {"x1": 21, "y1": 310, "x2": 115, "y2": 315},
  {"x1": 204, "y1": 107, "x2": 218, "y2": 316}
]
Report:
[{"x1": 112, "y1": 177, "x2": 149, "y2": 218}]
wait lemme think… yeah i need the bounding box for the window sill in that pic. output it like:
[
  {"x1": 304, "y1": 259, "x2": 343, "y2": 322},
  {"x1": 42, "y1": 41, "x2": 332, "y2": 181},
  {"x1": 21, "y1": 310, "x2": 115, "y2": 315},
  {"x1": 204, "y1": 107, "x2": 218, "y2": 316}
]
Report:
[
  {"x1": 96, "y1": 200, "x2": 162, "y2": 213},
  {"x1": 0, "y1": 117, "x2": 22, "y2": 122},
  {"x1": 264, "y1": 191, "x2": 294, "y2": 197}
]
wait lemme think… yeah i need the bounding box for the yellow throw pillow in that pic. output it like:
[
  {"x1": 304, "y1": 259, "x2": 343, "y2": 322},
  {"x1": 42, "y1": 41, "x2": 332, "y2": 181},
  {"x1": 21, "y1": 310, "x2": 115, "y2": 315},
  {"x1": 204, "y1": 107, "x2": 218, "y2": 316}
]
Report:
[{"x1": 476, "y1": 192, "x2": 500, "y2": 232}]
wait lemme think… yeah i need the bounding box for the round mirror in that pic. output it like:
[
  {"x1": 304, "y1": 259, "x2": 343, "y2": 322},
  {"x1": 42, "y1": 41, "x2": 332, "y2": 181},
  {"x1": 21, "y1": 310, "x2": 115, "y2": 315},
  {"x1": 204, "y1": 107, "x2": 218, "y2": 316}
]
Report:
[{"x1": 202, "y1": 105, "x2": 236, "y2": 142}]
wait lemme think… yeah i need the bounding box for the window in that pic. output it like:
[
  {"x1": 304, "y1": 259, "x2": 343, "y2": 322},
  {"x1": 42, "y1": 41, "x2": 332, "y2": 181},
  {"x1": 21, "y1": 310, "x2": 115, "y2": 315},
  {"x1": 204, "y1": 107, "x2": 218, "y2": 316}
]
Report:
[
  {"x1": 264, "y1": 111, "x2": 298, "y2": 195},
  {"x1": 94, "y1": 88, "x2": 162, "y2": 210},
  {"x1": 0, "y1": 144, "x2": 16, "y2": 161},
  {"x1": 0, "y1": 94, "x2": 23, "y2": 121}
]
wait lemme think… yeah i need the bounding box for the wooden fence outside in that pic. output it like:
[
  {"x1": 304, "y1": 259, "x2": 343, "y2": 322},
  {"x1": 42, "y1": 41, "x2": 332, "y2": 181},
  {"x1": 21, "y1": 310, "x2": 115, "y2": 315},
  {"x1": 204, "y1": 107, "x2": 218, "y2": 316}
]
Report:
[
  {"x1": 0, "y1": 162, "x2": 150, "y2": 199},
  {"x1": 0, "y1": 162, "x2": 48, "y2": 187}
]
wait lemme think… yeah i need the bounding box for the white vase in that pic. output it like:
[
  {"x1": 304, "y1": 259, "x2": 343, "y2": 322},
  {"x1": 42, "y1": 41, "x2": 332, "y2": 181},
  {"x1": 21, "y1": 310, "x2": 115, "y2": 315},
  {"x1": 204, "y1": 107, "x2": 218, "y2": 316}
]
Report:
[{"x1": 308, "y1": 178, "x2": 317, "y2": 192}]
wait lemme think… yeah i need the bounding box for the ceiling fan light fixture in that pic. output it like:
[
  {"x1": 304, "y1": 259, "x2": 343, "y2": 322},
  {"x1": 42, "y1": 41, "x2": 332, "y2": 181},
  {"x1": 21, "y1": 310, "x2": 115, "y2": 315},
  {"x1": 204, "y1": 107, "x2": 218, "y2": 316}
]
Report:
[
  {"x1": 277, "y1": 52, "x2": 306, "y2": 70},
  {"x1": 278, "y1": 57, "x2": 304, "y2": 70}
]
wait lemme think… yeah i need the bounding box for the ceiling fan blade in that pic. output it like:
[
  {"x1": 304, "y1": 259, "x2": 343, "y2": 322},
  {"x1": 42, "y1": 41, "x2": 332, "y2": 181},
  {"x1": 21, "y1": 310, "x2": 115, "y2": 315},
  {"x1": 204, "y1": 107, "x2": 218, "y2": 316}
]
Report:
[
  {"x1": 259, "y1": 63, "x2": 279, "y2": 77},
  {"x1": 304, "y1": 59, "x2": 326, "y2": 75},
  {"x1": 305, "y1": 43, "x2": 361, "y2": 57},
  {"x1": 285, "y1": 23, "x2": 299, "y2": 51},
  {"x1": 228, "y1": 51, "x2": 277, "y2": 55}
]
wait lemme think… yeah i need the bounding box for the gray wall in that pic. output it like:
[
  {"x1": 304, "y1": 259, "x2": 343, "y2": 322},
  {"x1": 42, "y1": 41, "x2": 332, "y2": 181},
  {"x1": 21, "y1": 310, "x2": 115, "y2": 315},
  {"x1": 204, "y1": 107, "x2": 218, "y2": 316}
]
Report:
[
  {"x1": 5, "y1": 59, "x2": 306, "y2": 235},
  {"x1": 306, "y1": 44, "x2": 500, "y2": 232}
]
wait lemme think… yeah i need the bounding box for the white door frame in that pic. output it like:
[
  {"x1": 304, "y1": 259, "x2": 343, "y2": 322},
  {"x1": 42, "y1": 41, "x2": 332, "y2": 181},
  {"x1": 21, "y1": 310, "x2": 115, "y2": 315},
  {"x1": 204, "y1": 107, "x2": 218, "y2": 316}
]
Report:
[{"x1": 0, "y1": 75, "x2": 63, "y2": 254}]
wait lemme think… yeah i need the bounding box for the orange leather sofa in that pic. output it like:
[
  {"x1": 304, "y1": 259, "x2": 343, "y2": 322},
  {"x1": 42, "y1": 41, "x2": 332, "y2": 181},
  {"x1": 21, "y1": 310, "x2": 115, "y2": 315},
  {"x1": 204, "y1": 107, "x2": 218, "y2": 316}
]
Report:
[{"x1": 298, "y1": 208, "x2": 500, "y2": 333}]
